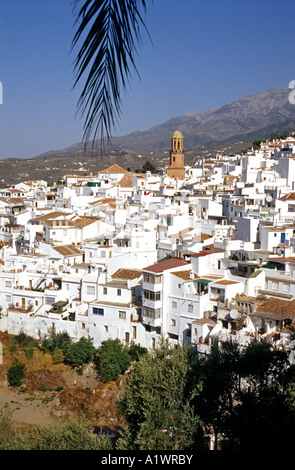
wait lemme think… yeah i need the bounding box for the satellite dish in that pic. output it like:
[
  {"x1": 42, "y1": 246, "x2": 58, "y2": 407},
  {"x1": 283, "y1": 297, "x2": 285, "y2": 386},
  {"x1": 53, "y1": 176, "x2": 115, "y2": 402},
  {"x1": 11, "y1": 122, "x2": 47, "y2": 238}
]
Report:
[
  {"x1": 230, "y1": 309, "x2": 239, "y2": 320},
  {"x1": 266, "y1": 195, "x2": 272, "y2": 202}
]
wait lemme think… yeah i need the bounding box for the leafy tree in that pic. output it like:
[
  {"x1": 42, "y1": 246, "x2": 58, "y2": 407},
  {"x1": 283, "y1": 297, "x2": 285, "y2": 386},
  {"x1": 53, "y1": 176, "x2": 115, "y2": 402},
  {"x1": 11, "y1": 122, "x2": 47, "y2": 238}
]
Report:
[
  {"x1": 192, "y1": 341, "x2": 295, "y2": 450},
  {"x1": 98, "y1": 338, "x2": 131, "y2": 382},
  {"x1": 142, "y1": 160, "x2": 156, "y2": 173},
  {"x1": 192, "y1": 342, "x2": 242, "y2": 450},
  {"x1": 7, "y1": 360, "x2": 26, "y2": 387},
  {"x1": 128, "y1": 342, "x2": 148, "y2": 362},
  {"x1": 14, "y1": 332, "x2": 36, "y2": 348},
  {"x1": 116, "y1": 340, "x2": 199, "y2": 450},
  {"x1": 72, "y1": 0, "x2": 150, "y2": 145},
  {"x1": 42, "y1": 329, "x2": 72, "y2": 356},
  {"x1": 252, "y1": 139, "x2": 262, "y2": 150},
  {"x1": 65, "y1": 337, "x2": 97, "y2": 368}
]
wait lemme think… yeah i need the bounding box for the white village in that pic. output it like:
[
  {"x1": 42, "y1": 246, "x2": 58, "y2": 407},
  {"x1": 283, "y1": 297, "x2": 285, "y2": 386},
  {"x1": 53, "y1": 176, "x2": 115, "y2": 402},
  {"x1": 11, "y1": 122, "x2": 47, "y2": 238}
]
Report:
[{"x1": 1, "y1": 130, "x2": 295, "y2": 362}]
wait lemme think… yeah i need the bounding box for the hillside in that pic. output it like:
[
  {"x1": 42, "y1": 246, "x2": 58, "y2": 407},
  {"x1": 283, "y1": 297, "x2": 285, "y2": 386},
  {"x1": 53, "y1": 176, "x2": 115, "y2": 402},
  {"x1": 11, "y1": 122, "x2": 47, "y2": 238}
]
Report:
[
  {"x1": 1, "y1": 87, "x2": 295, "y2": 186},
  {"x1": 104, "y1": 87, "x2": 295, "y2": 151},
  {"x1": 0, "y1": 332, "x2": 125, "y2": 428}
]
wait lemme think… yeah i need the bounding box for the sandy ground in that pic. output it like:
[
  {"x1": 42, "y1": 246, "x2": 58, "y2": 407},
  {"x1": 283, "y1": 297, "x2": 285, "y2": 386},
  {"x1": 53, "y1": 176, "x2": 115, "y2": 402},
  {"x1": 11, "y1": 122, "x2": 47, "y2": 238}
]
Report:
[{"x1": 0, "y1": 386, "x2": 65, "y2": 427}]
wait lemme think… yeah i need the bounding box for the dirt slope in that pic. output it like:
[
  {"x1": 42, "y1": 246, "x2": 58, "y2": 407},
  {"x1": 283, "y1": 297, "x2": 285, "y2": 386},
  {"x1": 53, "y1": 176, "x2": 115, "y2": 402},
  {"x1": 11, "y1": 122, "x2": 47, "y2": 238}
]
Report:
[{"x1": 0, "y1": 332, "x2": 125, "y2": 428}]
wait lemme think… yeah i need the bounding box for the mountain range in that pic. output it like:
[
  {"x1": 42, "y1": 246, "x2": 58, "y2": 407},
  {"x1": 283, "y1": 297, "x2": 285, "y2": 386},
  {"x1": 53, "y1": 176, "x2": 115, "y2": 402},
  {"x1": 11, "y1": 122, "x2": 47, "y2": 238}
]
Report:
[
  {"x1": 67, "y1": 86, "x2": 295, "y2": 153},
  {"x1": 1, "y1": 86, "x2": 295, "y2": 187}
]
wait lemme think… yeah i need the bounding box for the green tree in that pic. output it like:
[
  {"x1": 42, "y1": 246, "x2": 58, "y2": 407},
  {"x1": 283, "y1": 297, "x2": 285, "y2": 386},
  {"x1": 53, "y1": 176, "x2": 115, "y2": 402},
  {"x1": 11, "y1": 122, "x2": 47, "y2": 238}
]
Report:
[
  {"x1": 142, "y1": 160, "x2": 156, "y2": 173},
  {"x1": 192, "y1": 341, "x2": 295, "y2": 450},
  {"x1": 252, "y1": 139, "x2": 262, "y2": 150},
  {"x1": 7, "y1": 360, "x2": 26, "y2": 387},
  {"x1": 116, "y1": 340, "x2": 199, "y2": 450},
  {"x1": 128, "y1": 342, "x2": 148, "y2": 362},
  {"x1": 14, "y1": 332, "x2": 36, "y2": 348},
  {"x1": 98, "y1": 338, "x2": 131, "y2": 382},
  {"x1": 43, "y1": 328, "x2": 72, "y2": 355},
  {"x1": 192, "y1": 342, "x2": 242, "y2": 450},
  {"x1": 65, "y1": 337, "x2": 97, "y2": 368},
  {"x1": 221, "y1": 342, "x2": 295, "y2": 450}
]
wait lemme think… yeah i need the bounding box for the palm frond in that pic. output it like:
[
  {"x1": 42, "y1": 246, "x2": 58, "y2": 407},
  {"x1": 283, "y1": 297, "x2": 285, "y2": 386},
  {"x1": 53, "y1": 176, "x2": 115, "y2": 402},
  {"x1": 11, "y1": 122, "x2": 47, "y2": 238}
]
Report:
[{"x1": 71, "y1": 0, "x2": 150, "y2": 148}]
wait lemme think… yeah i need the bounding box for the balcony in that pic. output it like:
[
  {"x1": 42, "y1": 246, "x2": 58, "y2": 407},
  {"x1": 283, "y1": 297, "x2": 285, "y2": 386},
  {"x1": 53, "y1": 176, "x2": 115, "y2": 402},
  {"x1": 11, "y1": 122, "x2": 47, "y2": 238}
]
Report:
[{"x1": 8, "y1": 304, "x2": 34, "y2": 314}]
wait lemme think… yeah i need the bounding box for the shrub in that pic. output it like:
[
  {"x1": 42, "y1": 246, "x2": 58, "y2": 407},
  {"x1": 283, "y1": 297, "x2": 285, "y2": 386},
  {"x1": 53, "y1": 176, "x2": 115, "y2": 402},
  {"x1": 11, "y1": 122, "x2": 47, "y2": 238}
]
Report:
[
  {"x1": 128, "y1": 342, "x2": 148, "y2": 362},
  {"x1": 0, "y1": 410, "x2": 112, "y2": 450},
  {"x1": 42, "y1": 329, "x2": 72, "y2": 355},
  {"x1": 98, "y1": 338, "x2": 131, "y2": 382},
  {"x1": 52, "y1": 348, "x2": 65, "y2": 364},
  {"x1": 15, "y1": 332, "x2": 36, "y2": 348},
  {"x1": 25, "y1": 347, "x2": 35, "y2": 359},
  {"x1": 7, "y1": 360, "x2": 26, "y2": 387},
  {"x1": 65, "y1": 337, "x2": 97, "y2": 368}
]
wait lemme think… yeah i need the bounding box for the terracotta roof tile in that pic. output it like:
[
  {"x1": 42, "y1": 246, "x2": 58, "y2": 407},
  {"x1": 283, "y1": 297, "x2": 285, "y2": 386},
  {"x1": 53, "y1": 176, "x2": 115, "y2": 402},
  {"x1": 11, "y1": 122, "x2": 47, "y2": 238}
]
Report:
[
  {"x1": 98, "y1": 164, "x2": 130, "y2": 174},
  {"x1": 144, "y1": 258, "x2": 188, "y2": 273},
  {"x1": 112, "y1": 268, "x2": 142, "y2": 280}
]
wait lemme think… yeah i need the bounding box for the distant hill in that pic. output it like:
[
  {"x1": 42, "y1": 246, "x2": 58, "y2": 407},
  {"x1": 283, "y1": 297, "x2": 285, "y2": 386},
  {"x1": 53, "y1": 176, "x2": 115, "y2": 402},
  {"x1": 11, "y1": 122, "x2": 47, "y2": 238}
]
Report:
[
  {"x1": 102, "y1": 87, "x2": 295, "y2": 152},
  {"x1": 1, "y1": 87, "x2": 295, "y2": 186}
]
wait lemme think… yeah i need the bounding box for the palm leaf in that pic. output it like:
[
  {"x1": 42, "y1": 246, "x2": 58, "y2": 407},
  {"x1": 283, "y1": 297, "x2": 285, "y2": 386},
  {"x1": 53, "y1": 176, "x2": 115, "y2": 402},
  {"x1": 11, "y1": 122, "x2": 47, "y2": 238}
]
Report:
[{"x1": 71, "y1": 0, "x2": 150, "y2": 148}]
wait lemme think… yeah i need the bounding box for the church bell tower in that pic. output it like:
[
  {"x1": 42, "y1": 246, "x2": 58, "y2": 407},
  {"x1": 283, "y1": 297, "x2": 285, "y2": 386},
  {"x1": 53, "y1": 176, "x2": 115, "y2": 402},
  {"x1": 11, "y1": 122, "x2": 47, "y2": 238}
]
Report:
[{"x1": 167, "y1": 130, "x2": 185, "y2": 180}]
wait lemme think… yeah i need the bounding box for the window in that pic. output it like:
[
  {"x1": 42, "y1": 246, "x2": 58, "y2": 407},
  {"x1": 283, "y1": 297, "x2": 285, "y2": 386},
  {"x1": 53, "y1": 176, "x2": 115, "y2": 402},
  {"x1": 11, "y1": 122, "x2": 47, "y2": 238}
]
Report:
[
  {"x1": 171, "y1": 319, "x2": 176, "y2": 327},
  {"x1": 188, "y1": 304, "x2": 193, "y2": 313},
  {"x1": 117, "y1": 288, "x2": 121, "y2": 296},
  {"x1": 143, "y1": 273, "x2": 162, "y2": 284},
  {"x1": 5, "y1": 281, "x2": 12, "y2": 288},
  {"x1": 5, "y1": 295, "x2": 11, "y2": 302},
  {"x1": 143, "y1": 307, "x2": 161, "y2": 319},
  {"x1": 172, "y1": 301, "x2": 177, "y2": 309},
  {"x1": 272, "y1": 282, "x2": 279, "y2": 291},
  {"x1": 103, "y1": 287, "x2": 108, "y2": 295},
  {"x1": 119, "y1": 310, "x2": 126, "y2": 319},
  {"x1": 132, "y1": 326, "x2": 136, "y2": 339},
  {"x1": 65, "y1": 284, "x2": 69, "y2": 290},
  {"x1": 144, "y1": 290, "x2": 161, "y2": 301},
  {"x1": 87, "y1": 285, "x2": 95, "y2": 295},
  {"x1": 93, "y1": 307, "x2": 104, "y2": 316},
  {"x1": 283, "y1": 283, "x2": 290, "y2": 293},
  {"x1": 186, "y1": 324, "x2": 192, "y2": 337}
]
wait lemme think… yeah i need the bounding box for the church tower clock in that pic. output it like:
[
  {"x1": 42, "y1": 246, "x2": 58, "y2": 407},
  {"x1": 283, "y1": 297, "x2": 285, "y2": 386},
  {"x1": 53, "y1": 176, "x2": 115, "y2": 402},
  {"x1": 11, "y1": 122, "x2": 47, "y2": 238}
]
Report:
[{"x1": 167, "y1": 130, "x2": 185, "y2": 180}]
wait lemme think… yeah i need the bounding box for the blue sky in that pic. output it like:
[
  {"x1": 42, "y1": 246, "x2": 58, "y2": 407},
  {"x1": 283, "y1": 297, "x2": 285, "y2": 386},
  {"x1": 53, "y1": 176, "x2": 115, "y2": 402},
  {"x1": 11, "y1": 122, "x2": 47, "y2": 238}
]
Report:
[{"x1": 0, "y1": 0, "x2": 295, "y2": 158}]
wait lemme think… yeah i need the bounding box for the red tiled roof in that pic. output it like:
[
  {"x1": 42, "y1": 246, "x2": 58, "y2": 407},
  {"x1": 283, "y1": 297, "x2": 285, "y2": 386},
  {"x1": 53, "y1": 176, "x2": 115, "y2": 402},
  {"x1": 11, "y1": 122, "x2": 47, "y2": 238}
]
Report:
[
  {"x1": 190, "y1": 249, "x2": 224, "y2": 258},
  {"x1": 143, "y1": 258, "x2": 188, "y2": 273}
]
